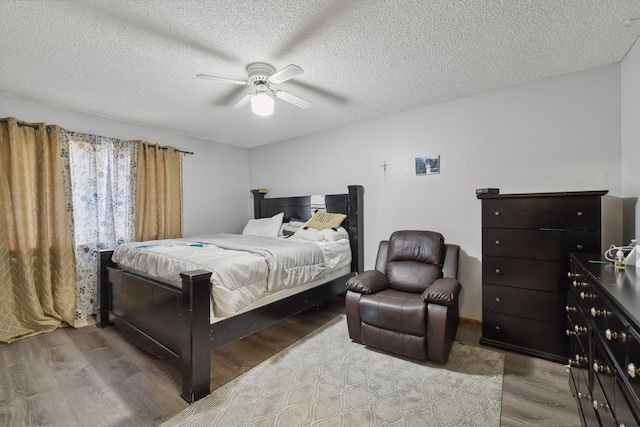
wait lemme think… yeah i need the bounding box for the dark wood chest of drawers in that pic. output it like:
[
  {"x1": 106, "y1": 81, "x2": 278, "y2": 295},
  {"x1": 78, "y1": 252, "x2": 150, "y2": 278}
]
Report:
[
  {"x1": 478, "y1": 191, "x2": 608, "y2": 363},
  {"x1": 568, "y1": 253, "x2": 640, "y2": 426}
]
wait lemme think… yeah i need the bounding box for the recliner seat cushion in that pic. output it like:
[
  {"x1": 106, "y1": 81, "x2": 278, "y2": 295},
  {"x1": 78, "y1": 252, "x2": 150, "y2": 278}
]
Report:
[
  {"x1": 386, "y1": 230, "x2": 445, "y2": 293},
  {"x1": 358, "y1": 289, "x2": 426, "y2": 336}
]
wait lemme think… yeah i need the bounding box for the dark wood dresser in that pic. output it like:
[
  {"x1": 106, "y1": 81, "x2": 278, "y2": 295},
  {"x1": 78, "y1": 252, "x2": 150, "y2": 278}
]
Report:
[
  {"x1": 568, "y1": 253, "x2": 640, "y2": 426},
  {"x1": 478, "y1": 190, "x2": 608, "y2": 363}
]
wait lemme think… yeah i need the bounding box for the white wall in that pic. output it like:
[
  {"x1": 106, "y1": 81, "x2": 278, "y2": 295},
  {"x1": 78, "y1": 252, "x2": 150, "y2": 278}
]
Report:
[
  {"x1": 250, "y1": 64, "x2": 623, "y2": 321},
  {"x1": 622, "y1": 39, "x2": 640, "y2": 242},
  {"x1": 0, "y1": 95, "x2": 251, "y2": 236}
]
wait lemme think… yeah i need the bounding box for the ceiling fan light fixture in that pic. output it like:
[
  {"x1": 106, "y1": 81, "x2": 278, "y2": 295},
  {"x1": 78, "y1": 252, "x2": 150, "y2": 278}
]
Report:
[{"x1": 251, "y1": 92, "x2": 275, "y2": 116}]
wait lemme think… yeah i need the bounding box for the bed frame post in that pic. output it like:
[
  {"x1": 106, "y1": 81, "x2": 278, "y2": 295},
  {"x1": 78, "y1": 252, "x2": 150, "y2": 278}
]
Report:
[
  {"x1": 251, "y1": 188, "x2": 267, "y2": 219},
  {"x1": 97, "y1": 250, "x2": 116, "y2": 328},
  {"x1": 348, "y1": 185, "x2": 364, "y2": 273},
  {"x1": 179, "y1": 269, "x2": 213, "y2": 403}
]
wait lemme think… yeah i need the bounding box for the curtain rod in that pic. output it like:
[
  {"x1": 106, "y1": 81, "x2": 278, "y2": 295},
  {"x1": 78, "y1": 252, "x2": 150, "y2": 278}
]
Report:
[
  {"x1": 0, "y1": 118, "x2": 53, "y2": 132},
  {"x1": 0, "y1": 118, "x2": 194, "y2": 155},
  {"x1": 157, "y1": 145, "x2": 194, "y2": 156}
]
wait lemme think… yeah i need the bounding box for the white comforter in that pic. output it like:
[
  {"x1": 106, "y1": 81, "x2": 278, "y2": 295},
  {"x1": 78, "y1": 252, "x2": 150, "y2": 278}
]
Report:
[{"x1": 111, "y1": 233, "x2": 351, "y2": 317}]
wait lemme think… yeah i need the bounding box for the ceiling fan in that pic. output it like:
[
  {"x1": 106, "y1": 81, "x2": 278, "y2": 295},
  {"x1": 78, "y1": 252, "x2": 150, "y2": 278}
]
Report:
[{"x1": 197, "y1": 63, "x2": 312, "y2": 116}]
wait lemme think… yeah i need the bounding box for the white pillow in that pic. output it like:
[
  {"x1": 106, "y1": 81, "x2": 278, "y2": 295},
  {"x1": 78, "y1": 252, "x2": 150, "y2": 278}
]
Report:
[{"x1": 242, "y1": 212, "x2": 284, "y2": 237}]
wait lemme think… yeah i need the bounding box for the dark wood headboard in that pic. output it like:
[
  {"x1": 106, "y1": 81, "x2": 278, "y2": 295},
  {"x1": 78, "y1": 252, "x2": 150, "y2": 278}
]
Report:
[{"x1": 250, "y1": 185, "x2": 364, "y2": 273}]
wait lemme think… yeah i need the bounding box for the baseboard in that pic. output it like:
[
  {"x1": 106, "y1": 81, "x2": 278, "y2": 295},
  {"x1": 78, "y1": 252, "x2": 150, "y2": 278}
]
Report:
[{"x1": 460, "y1": 317, "x2": 481, "y2": 327}]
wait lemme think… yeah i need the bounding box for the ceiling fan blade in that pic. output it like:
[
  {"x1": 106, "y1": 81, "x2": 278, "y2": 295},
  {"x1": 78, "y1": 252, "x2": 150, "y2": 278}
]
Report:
[
  {"x1": 232, "y1": 93, "x2": 253, "y2": 109},
  {"x1": 268, "y1": 64, "x2": 303, "y2": 84},
  {"x1": 197, "y1": 74, "x2": 247, "y2": 86},
  {"x1": 275, "y1": 91, "x2": 312, "y2": 109}
]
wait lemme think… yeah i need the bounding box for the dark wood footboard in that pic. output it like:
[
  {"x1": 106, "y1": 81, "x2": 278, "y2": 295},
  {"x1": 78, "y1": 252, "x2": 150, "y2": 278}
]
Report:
[
  {"x1": 97, "y1": 185, "x2": 363, "y2": 403},
  {"x1": 98, "y1": 260, "x2": 213, "y2": 402},
  {"x1": 179, "y1": 270, "x2": 213, "y2": 402}
]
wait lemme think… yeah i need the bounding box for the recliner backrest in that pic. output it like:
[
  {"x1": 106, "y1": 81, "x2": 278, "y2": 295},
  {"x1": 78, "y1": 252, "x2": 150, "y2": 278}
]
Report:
[{"x1": 385, "y1": 230, "x2": 445, "y2": 293}]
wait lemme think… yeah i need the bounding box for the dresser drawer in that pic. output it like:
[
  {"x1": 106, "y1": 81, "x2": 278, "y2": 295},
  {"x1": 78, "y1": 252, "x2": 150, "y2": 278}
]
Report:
[
  {"x1": 484, "y1": 284, "x2": 565, "y2": 323},
  {"x1": 592, "y1": 340, "x2": 618, "y2": 424},
  {"x1": 482, "y1": 311, "x2": 568, "y2": 357},
  {"x1": 483, "y1": 228, "x2": 600, "y2": 261},
  {"x1": 483, "y1": 256, "x2": 565, "y2": 292},
  {"x1": 568, "y1": 333, "x2": 590, "y2": 374},
  {"x1": 602, "y1": 305, "x2": 630, "y2": 375},
  {"x1": 567, "y1": 292, "x2": 590, "y2": 353},
  {"x1": 482, "y1": 196, "x2": 601, "y2": 230}
]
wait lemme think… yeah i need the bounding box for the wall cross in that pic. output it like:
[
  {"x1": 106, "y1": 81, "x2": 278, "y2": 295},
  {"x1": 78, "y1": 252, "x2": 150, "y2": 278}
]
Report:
[{"x1": 380, "y1": 161, "x2": 390, "y2": 181}]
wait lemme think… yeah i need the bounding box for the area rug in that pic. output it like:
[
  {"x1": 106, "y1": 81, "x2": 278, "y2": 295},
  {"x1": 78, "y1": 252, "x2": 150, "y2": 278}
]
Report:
[{"x1": 161, "y1": 315, "x2": 504, "y2": 427}]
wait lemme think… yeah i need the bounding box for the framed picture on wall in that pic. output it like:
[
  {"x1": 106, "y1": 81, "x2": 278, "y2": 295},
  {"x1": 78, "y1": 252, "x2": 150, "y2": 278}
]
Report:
[{"x1": 415, "y1": 156, "x2": 440, "y2": 175}]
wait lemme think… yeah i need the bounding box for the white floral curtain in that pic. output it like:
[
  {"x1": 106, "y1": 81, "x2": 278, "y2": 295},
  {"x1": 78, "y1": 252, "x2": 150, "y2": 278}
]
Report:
[{"x1": 60, "y1": 130, "x2": 138, "y2": 326}]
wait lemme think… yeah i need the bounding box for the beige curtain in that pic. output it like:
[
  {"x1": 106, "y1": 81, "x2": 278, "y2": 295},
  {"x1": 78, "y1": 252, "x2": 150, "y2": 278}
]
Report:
[
  {"x1": 135, "y1": 141, "x2": 182, "y2": 241},
  {"x1": 0, "y1": 117, "x2": 77, "y2": 343}
]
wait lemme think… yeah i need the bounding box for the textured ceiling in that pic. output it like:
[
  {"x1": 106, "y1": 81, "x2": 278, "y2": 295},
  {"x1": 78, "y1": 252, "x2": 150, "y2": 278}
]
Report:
[{"x1": 1, "y1": 0, "x2": 640, "y2": 148}]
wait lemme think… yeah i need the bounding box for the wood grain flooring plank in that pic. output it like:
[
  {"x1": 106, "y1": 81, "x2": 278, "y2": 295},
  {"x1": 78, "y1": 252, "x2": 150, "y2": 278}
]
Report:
[
  {"x1": 39, "y1": 327, "x2": 135, "y2": 427},
  {"x1": 96, "y1": 325, "x2": 183, "y2": 386},
  {"x1": 0, "y1": 350, "x2": 18, "y2": 426},
  {"x1": 455, "y1": 322, "x2": 581, "y2": 427},
  {"x1": 61, "y1": 321, "x2": 188, "y2": 426},
  {"x1": 122, "y1": 370, "x2": 189, "y2": 425},
  {"x1": 1, "y1": 332, "x2": 79, "y2": 427}
]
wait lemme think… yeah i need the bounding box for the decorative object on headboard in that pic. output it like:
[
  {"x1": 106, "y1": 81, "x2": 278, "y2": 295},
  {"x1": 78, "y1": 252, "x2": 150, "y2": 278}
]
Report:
[
  {"x1": 476, "y1": 188, "x2": 500, "y2": 196},
  {"x1": 310, "y1": 194, "x2": 325, "y2": 212}
]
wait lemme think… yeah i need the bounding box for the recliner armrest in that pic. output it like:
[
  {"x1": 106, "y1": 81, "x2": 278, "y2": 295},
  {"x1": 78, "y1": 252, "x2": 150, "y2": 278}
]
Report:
[
  {"x1": 346, "y1": 270, "x2": 389, "y2": 294},
  {"x1": 422, "y1": 278, "x2": 461, "y2": 306}
]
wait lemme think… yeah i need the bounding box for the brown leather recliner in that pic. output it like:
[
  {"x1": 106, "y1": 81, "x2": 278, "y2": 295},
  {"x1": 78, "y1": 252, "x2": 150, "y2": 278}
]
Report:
[{"x1": 345, "y1": 230, "x2": 461, "y2": 363}]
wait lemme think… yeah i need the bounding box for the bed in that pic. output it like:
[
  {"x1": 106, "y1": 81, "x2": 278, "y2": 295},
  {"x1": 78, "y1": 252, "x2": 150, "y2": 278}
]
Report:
[{"x1": 97, "y1": 185, "x2": 363, "y2": 403}]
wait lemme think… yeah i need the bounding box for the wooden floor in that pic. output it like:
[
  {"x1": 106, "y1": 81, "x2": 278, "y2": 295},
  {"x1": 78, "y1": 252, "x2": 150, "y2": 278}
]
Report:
[{"x1": 0, "y1": 297, "x2": 580, "y2": 427}]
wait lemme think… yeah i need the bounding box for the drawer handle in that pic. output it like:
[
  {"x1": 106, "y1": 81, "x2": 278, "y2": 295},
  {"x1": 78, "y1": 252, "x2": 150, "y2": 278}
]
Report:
[
  {"x1": 593, "y1": 362, "x2": 612, "y2": 374},
  {"x1": 494, "y1": 211, "x2": 500, "y2": 216},
  {"x1": 566, "y1": 305, "x2": 577, "y2": 313},
  {"x1": 590, "y1": 307, "x2": 607, "y2": 318},
  {"x1": 605, "y1": 329, "x2": 626, "y2": 342},
  {"x1": 567, "y1": 272, "x2": 582, "y2": 278},
  {"x1": 573, "y1": 280, "x2": 588, "y2": 288},
  {"x1": 576, "y1": 244, "x2": 584, "y2": 250},
  {"x1": 628, "y1": 363, "x2": 640, "y2": 378},
  {"x1": 495, "y1": 325, "x2": 500, "y2": 330},
  {"x1": 592, "y1": 399, "x2": 610, "y2": 412},
  {"x1": 568, "y1": 359, "x2": 582, "y2": 367},
  {"x1": 580, "y1": 292, "x2": 593, "y2": 300},
  {"x1": 574, "y1": 325, "x2": 588, "y2": 333},
  {"x1": 575, "y1": 354, "x2": 588, "y2": 364},
  {"x1": 577, "y1": 211, "x2": 583, "y2": 216},
  {"x1": 577, "y1": 392, "x2": 592, "y2": 400},
  {"x1": 495, "y1": 240, "x2": 500, "y2": 245},
  {"x1": 495, "y1": 268, "x2": 500, "y2": 274},
  {"x1": 495, "y1": 297, "x2": 500, "y2": 302},
  {"x1": 566, "y1": 329, "x2": 577, "y2": 336}
]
